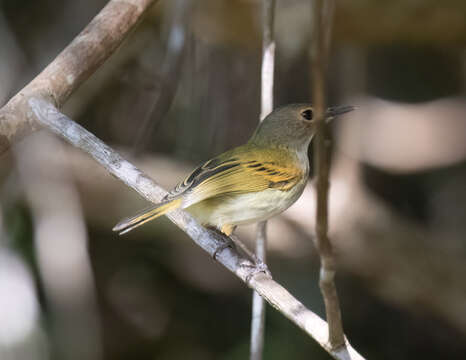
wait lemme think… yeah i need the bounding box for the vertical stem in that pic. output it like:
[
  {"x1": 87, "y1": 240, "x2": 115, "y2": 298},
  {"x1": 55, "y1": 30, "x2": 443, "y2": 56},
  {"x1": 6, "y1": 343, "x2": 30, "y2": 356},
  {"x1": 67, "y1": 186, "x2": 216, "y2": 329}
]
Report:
[
  {"x1": 259, "y1": 0, "x2": 276, "y2": 121},
  {"x1": 250, "y1": 1, "x2": 275, "y2": 359},
  {"x1": 311, "y1": 0, "x2": 345, "y2": 349},
  {"x1": 251, "y1": 221, "x2": 267, "y2": 360}
]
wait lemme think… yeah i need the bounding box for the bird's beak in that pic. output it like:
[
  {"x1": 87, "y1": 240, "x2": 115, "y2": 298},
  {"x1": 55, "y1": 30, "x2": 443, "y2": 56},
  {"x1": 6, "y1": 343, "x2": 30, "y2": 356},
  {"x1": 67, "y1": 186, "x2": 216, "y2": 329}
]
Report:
[{"x1": 325, "y1": 105, "x2": 356, "y2": 122}]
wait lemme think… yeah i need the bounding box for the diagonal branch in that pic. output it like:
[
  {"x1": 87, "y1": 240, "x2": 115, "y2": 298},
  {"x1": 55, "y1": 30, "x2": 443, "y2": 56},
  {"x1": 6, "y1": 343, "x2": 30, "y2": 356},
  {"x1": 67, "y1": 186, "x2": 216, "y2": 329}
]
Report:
[
  {"x1": 0, "y1": 0, "x2": 159, "y2": 154},
  {"x1": 28, "y1": 97, "x2": 364, "y2": 360},
  {"x1": 311, "y1": 0, "x2": 345, "y2": 349}
]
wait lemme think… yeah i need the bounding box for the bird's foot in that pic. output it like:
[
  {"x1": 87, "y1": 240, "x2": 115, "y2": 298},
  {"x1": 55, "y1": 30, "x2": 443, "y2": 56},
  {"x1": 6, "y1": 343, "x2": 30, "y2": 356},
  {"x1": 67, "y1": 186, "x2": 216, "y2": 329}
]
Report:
[
  {"x1": 207, "y1": 227, "x2": 272, "y2": 282},
  {"x1": 227, "y1": 233, "x2": 271, "y2": 280},
  {"x1": 208, "y1": 228, "x2": 236, "y2": 260},
  {"x1": 241, "y1": 258, "x2": 271, "y2": 284}
]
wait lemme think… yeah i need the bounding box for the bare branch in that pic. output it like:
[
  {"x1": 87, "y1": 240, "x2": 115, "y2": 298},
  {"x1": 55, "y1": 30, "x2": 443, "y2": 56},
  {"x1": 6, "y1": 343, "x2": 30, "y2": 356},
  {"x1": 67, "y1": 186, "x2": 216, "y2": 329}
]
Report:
[
  {"x1": 0, "y1": 0, "x2": 159, "y2": 154},
  {"x1": 251, "y1": 1, "x2": 276, "y2": 359},
  {"x1": 28, "y1": 97, "x2": 364, "y2": 360},
  {"x1": 311, "y1": 0, "x2": 345, "y2": 349}
]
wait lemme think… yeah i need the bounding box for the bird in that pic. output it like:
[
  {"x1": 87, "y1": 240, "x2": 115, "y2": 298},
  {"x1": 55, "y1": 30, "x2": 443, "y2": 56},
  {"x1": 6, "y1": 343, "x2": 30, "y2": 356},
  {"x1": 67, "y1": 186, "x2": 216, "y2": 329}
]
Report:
[{"x1": 113, "y1": 104, "x2": 354, "y2": 236}]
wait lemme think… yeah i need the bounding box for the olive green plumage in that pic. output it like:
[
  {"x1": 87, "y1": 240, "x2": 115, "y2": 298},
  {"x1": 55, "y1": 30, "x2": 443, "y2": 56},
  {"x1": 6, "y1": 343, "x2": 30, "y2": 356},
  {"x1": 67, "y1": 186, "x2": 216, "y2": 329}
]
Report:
[{"x1": 113, "y1": 103, "x2": 354, "y2": 235}]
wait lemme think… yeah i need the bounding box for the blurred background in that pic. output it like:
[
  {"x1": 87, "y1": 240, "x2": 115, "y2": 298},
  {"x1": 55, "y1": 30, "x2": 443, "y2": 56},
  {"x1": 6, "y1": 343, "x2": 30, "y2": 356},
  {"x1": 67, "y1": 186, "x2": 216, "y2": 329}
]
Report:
[{"x1": 1, "y1": 0, "x2": 466, "y2": 359}]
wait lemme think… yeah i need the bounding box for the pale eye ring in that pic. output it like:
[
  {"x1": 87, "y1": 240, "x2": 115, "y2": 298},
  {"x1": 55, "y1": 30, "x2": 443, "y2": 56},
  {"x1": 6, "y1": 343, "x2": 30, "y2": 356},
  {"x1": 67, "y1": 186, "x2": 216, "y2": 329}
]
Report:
[{"x1": 301, "y1": 109, "x2": 313, "y2": 121}]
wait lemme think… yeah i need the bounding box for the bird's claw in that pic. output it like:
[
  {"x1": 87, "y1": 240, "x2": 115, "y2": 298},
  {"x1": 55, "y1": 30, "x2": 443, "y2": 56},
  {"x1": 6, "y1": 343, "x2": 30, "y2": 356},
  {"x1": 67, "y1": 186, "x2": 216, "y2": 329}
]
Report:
[
  {"x1": 207, "y1": 228, "x2": 272, "y2": 282},
  {"x1": 209, "y1": 228, "x2": 236, "y2": 260},
  {"x1": 242, "y1": 258, "x2": 272, "y2": 284},
  {"x1": 212, "y1": 240, "x2": 235, "y2": 260}
]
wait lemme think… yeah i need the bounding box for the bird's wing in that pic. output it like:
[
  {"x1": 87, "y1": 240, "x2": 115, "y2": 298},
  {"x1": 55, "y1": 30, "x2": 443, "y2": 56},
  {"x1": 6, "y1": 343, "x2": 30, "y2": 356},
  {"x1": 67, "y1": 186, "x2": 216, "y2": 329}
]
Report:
[{"x1": 166, "y1": 145, "x2": 306, "y2": 208}]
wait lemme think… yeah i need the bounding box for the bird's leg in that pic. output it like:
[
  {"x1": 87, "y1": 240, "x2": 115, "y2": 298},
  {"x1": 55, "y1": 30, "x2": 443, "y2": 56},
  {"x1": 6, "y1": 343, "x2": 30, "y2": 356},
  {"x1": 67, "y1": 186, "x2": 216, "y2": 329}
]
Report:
[
  {"x1": 222, "y1": 224, "x2": 258, "y2": 263},
  {"x1": 220, "y1": 224, "x2": 236, "y2": 236},
  {"x1": 209, "y1": 226, "x2": 271, "y2": 279},
  {"x1": 228, "y1": 233, "x2": 271, "y2": 279},
  {"x1": 229, "y1": 233, "x2": 257, "y2": 263}
]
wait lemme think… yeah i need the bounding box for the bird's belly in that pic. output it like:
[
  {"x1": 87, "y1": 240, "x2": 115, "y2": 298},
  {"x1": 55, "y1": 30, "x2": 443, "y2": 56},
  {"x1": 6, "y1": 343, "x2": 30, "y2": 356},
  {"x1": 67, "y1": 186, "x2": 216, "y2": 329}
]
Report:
[{"x1": 186, "y1": 183, "x2": 305, "y2": 228}]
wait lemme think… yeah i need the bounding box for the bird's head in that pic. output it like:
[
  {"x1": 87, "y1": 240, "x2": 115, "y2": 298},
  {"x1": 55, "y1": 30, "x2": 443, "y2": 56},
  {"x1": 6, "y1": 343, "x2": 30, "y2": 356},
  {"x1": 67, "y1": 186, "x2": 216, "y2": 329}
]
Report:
[{"x1": 249, "y1": 103, "x2": 355, "y2": 151}]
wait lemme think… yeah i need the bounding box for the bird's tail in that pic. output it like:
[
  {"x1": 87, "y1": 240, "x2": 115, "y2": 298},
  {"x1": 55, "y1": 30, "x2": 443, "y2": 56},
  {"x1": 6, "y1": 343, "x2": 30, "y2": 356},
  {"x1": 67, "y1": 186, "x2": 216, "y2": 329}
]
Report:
[{"x1": 113, "y1": 198, "x2": 182, "y2": 235}]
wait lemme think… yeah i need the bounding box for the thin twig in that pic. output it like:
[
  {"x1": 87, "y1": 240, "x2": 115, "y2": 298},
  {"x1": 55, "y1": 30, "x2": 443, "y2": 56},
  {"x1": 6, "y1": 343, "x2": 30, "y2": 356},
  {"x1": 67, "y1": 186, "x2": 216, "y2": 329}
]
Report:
[
  {"x1": 259, "y1": 0, "x2": 276, "y2": 122},
  {"x1": 311, "y1": 0, "x2": 345, "y2": 349},
  {"x1": 0, "y1": 0, "x2": 159, "y2": 154},
  {"x1": 251, "y1": 1, "x2": 275, "y2": 359},
  {"x1": 28, "y1": 97, "x2": 364, "y2": 360},
  {"x1": 251, "y1": 221, "x2": 268, "y2": 360}
]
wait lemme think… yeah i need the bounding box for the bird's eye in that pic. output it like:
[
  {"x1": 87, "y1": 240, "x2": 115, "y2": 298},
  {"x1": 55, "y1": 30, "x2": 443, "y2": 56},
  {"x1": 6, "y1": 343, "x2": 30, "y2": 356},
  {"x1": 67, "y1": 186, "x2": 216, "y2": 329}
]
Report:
[{"x1": 301, "y1": 109, "x2": 313, "y2": 121}]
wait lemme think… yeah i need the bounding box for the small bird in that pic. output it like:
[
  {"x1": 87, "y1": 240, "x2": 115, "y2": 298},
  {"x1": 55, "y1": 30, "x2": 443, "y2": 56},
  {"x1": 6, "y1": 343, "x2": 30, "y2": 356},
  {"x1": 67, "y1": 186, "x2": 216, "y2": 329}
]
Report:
[{"x1": 113, "y1": 104, "x2": 354, "y2": 236}]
